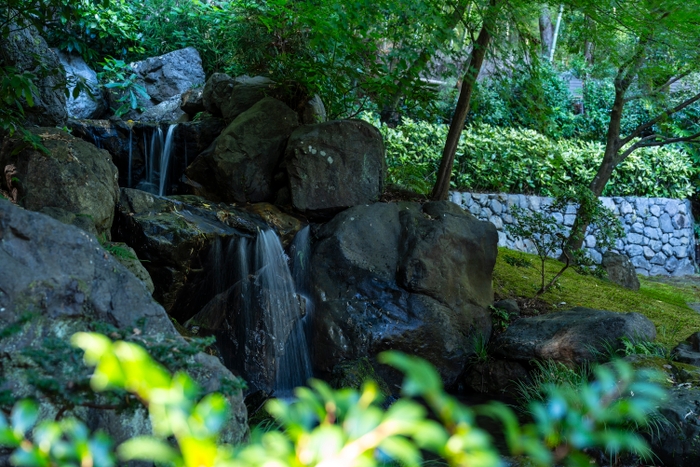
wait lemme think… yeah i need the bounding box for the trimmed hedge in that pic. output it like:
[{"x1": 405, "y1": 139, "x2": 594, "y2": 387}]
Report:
[{"x1": 365, "y1": 114, "x2": 696, "y2": 198}]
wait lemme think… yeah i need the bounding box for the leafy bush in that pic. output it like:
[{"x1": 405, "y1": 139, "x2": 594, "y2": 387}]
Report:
[
  {"x1": 363, "y1": 114, "x2": 696, "y2": 198},
  {"x1": 0, "y1": 333, "x2": 668, "y2": 467}
]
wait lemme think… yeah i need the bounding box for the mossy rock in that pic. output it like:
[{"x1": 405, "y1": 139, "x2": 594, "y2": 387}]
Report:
[{"x1": 328, "y1": 358, "x2": 391, "y2": 397}]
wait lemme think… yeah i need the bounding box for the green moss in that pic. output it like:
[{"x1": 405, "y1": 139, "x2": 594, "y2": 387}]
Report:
[{"x1": 493, "y1": 247, "x2": 700, "y2": 349}]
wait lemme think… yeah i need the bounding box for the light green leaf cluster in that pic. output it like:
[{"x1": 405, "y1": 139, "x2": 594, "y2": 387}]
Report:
[
  {"x1": 0, "y1": 333, "x2": 667, "y2": 467},
  {"x1": 364, "y1": 113, "x2": 696, "y2": 198}
]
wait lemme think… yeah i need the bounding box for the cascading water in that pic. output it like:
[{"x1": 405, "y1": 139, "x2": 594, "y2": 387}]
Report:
[
  {"x1": 186, "y1": 227, "x2": 314, "y2": 396},
  {"x1": 254, "y1": 229, "x2": 313, "y2": 394},
  {"x1": 138, "y1": 123, "x2": 177, "y2": 196}
]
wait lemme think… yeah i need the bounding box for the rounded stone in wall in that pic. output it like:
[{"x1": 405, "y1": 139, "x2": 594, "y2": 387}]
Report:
[
  {"x1": 665, "y1": 201, "x2": 679, "y2": 216},
  {"x1": 673, "y1": 213, "x2": 689, "y2": 229},
  {"x1": 491, "y1": 199, "x2": 503, "y2": 214},
  {"x1": 650, "y1": 240, "x2": 662, "y2": 253},
  {"x1": 645, "y1": 217, "x2": 659, "y2": 228},
  {"x1": 662, "y1": 244, "x2": 674, "y2": 257},
  {"x1": 660, "y1": 214, "x2": 674, "y2": 233},
  {"x1": 620, "y1": 200, "x2": 634, "y2": 215},
  {"x1": 666, "y1": 256, "x2": 679, "y2": 272},
  {"x1": 630, "y1": 222, "x2": 644, "y2": 234},
  {"x1": 651, "y1": 252, "x2": 667, "y2": 265},
  {"x1": 626, "y1": 244, "x2": 644, "y2": 257},
  {"x1": 675, "y1": 246, "x2": 689, "y2": 259},
  {"x1": 564, "y1": 214, "x2": 576, "y2": 226},
  {"x1": 643, "y1": 247, "x2": 654, "y2": 259},
  {"x1": 650, "y1": 204, "x2": 661, "y2": 216},
  {"x1": 644, "y1": 226, "x2": 660, "y2": 240},
  {"x1": 632, "y1": 256, "x2": 651, "y2": 270},
  {"x1": 627, "y1": 233, "x2": 644, "y2": 245},
  {"x1": 650, "y1": 265, "x2": 667, "y2": 275}
]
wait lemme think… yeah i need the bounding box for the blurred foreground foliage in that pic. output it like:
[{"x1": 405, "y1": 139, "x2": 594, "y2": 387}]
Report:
[{"x1": 0, "y1": 332, "x2": 666, "y2": 467}]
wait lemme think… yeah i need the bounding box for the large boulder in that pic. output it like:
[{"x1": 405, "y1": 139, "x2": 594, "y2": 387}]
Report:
[
  {"x1": 650, "y1": 387, "x2": 700, "y2": 466},
  {"x1": 202, "y1": 73, "x2": 277, "y2": 122},
  {"x1": 185, "y1": 97, "x2": 299, "y2": 204},
  {"x1": 0, "y1": 24, "x2": 67, "y2": 127},
  {"x1": 602, "y1": 251, "x2": 640, "y2": 291},
  {"x1": 492, "y1": 307, "x2": 657, "y2": 365},
  {"x1": 285, "y1": 120, "x2": 385, "y2": 215},
  {"x1": 0, "y1": 128, "x2": 119, "y2": 236},
  {"x1": 132, "y1": 47, "x2": 206, "y2": 105},
  {"x1": 311, "y1": 201, "x2": 497, "y2": 388},
  {"x1": 57, "y1": 51, "x2": 107, "y2": 119},
  {"x1": 0, "y1": 200, "x2": 247, "y2": 446}
]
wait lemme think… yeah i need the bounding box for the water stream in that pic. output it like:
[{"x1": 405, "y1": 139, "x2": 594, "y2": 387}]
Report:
[{"x1": 137, "y1": 123, "x2": 178, "y2": 195}]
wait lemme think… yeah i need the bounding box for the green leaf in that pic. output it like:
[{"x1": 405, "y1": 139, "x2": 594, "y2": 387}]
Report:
[
  {"x1": 11, "y1": 400, "x2": 38, "y2": 436},
  {"x1": 379, "y1": 435, "x2": 421, "y2": 467},
  {"x1": 118, "y1": 436, "x2": 179, "y2": 463}
]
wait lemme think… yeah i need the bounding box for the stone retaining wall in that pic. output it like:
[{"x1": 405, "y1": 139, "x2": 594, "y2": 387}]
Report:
[{"x1": 450, "y1": 192, "x2": 696, "y2": 276}]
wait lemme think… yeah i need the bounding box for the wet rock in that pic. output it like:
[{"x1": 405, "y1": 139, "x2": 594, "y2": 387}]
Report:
[
  {"x1": 0, "y1": 24, "x2": 67, "y2": 127},
  {"x1": 186, "y1": 97, "x2": 299, "y2": 204},
  {"x1": 311, "y1": 201, "x2": 497, "y2": 388},
  {"x1": 329, "y1": 358, "x2": 391, "y2": 396},
  {"x1": 181, "y1": 88, "x2": 205, "y2": 116},
  {"x1": 245, "y1": 203, "x2": 302, "y2": 247},
  {"x1": 0, "y1": 128, "x2": 118, "y2": 236},
  {"x1": 113, "y1": 188, "x2": 268, "y2": 322},
  {"x1": 492, "y1": 307, "x2": 657, "y2": 365},
  {"x1": 0, "y1": 200, "x2": 247, "y2": 447},
  {"x1": 461, "y1": 359, "x2": 530, "y2": 394},
  {"x1": 285, "y1": 120, "x2": 385, "y2": 216},
  {"x1": 138, "y1": 94, "x2": 189, "y2": 123},
  {"x1": 108, "y1": 242, "x2": 155, "y2": 294}
]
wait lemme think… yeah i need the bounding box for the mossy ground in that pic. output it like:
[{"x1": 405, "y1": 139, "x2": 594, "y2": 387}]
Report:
[{"x1": 493, "y1": 247, "x2": 700, "y2": 349}]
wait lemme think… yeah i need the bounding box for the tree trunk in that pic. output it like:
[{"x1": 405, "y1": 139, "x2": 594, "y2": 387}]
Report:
[
  {"x1": 564, "y1": 85, "x2": 625, "y2": 253},
  {"x1": 539, "y1": 6, "x2": 554, "y2": 58},
  {"x1": 431, "y1": 1, "x2": 498, "y2": 201}
]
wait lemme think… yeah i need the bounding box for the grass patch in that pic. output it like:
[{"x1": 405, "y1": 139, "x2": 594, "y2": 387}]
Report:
[{"x1": 493, "y1": 247, "x2": 700, "y2": 349}]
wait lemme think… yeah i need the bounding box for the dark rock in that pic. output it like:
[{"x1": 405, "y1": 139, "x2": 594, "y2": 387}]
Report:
[
  {"x1": 57, "y1": 51, "x2": 107, "y2": 119},
  {"x1": 185, "y1": 97, "x2": 299, "y2": 204},
  {"x1": 492, "y1": 307, "x2": 657, "y2": 365},
  {"x1": 285, "y1": 120, "x2": 385, "y2": 216},
  {"x1": 650, "y1": 387, "x2": 700, "y2": 467},
  {"x1": 673, "y1": 332, "x2": 700, "y2": 366},
  {"x1": 301, "y1": 94, "x2": 327, "y2": 124},
  {"x1": 132, "y1": 47, "x2": 206, "y2": 105},
  {"x1": 181, "y1": 88, "x2": 205, "y2": 116},
  {"x1": 602, "y1": 251, "x2": 640, "y2": 290},
  {"x1": 329, "y1": 358, "x2": 391, "y2": 396},
  {"x1": 311, "y1": 201, "x2": 497, "y2": 388},
  {"x1": 202, "y1": 73, "x2": 277, "y2": 122},
  {"x1": 108, "y1": 242, "x2": 155, "y2": 294},
  {"x1": 0, "y1": 128, "x2": 119, "y2": 236},
  {"x1": 0, "y1": 25, "x2": 67, "y2": 127},
  {"x1": 461, "y1": 359, "x2": 530, "y2": 394},
  {"x1": 0, "y1": 200, "x2": 247, "y2": 446},
  {"x1": 113, "y1": 188, "x2": 268, "y2": 321}
]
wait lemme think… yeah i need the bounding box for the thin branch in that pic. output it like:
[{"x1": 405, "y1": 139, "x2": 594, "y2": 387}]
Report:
[
  {"x1": 617, "y1": 130, "x2": 700, "y2": 161},
  {"x1": 619, "y1": 91, "x2": 700, "y2": 146}
]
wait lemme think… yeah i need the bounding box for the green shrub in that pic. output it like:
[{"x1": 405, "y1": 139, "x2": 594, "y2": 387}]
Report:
[
  {"x1": 363, "y1": 113, "x2": 696, "y2": 198},
  {"x1": 0, "y1": 332, "x2": 668, "y2": 467}
]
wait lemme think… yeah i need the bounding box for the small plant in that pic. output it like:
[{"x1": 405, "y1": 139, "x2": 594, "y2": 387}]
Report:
[
  {"x1": 469, "y1": 333, "x2": 490, "y2": 364},
  {"x1": 506, "y1": 186, "x2": 623, "y2": 296},
  {"x1": 97, "y1": 234, "x2": 138, "y2": 261},
  {"x1": 98, "y1": 57, "x2": 150, "y2": 118},
  {"x1": 490, "y1": 306, "x2": 512, "y2": 333},
  {"x1": 618, "y1": 336, "x2": 669, "y2": 359},
  {"x1": 503, "y1": 253, "x2": 532, "y2": 268},
  {"x1": 515, "y1": 359, "x2": 592, "y2": 407}
]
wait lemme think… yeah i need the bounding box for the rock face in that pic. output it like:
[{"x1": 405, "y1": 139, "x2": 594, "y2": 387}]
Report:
[
  {"x1": 139, "y1": 95, "x2": 188, "y2": 123},
  {"x1": 113, "y1": 189, "x2": 269, "y2": 320},
  {"x1": 186, "y1": 97, "x2": 299, "y2": 204},
  {"x1": 132, "y1": 47, "x2": 206, "y2": 105},
  {"x1": 0, "y1": 25, "x2": 67, "y2": 127},
  {"x1": 202, "y1": 73, "x2": 277, "y2": 122},
  {"x1": 0, "y1": 128, "x2": 119, "y2": 236},
  {"x1": 311, "y1": 201, "x2": 497, "y2": 387},
  {"x1": 492, "y1": 307, "x2": 657, "y2": 365},
  {"x1": 602, "y1": 251, "x2": 640, "y2": 290},
  {"x1": 285, "y1": 120, "x2": 385, "y2": 215},
  {"x1": 651, "y1": 387, "x2": 700, "y2": 467},
  {"x1": 57, "y1": 51, "x2": 107, "y2": 119},
  {"x1": 673, "y1": 332, "x2": 700, "y2": 366},
  {"x1": 0, "y1": 200, "x2": 247, "y2": 446}
]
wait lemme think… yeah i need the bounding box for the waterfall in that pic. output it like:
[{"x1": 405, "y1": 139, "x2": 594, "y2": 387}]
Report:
[
  {"x1": 139, "y1": 124, "x2": 177, "y2": 196},
  {"x1": 127, "y1": 129, "x2": 133, "y2": 188},
  {"x1": 254, "y1": 229, "x2": 313, "y2": 394}
]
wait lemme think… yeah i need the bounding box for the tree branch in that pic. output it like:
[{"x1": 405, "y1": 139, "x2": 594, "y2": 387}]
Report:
[
  {"x1": 619, "y1": 91, "x2": 700, "y2": 146},
  {"x1": 623, "y1": 71, "x2": 692, "y2": 103},
  {"x1": 617, "y1": 130, "x2": 700, "y2": 161}
]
